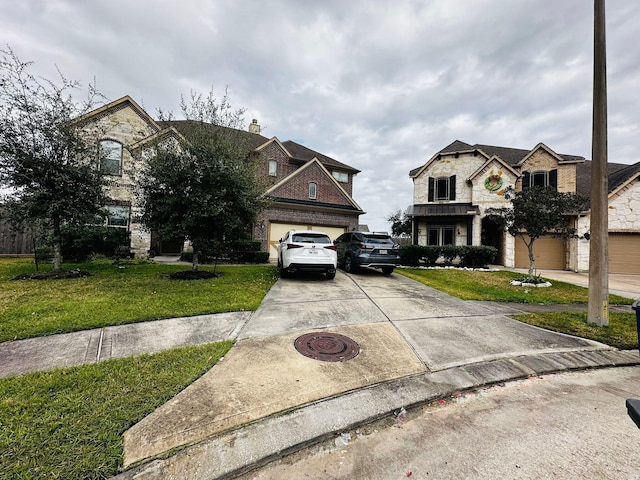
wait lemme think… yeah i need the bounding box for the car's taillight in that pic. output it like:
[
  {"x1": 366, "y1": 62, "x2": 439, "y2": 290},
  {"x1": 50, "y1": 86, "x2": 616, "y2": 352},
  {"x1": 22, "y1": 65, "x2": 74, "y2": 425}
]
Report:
[
  {"x1": 358, "y1": 244, "x2": 372, "y2": 250},
  {"x1": 324, "y1": 245, "x2": 337, "y2": 251},
  {"x1": 286, "y1": 243, "x2": 303, "y2": 249}
]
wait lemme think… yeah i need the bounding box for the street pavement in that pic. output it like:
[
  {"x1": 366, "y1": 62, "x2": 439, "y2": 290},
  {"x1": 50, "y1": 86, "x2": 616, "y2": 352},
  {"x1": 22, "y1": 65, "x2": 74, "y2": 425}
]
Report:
[
  {"x1": 1, "y1": 266, "x2": 639, "y2": 479},
  {"x1": 236, "y1": 366, "x2": 640, "y2": 480}
]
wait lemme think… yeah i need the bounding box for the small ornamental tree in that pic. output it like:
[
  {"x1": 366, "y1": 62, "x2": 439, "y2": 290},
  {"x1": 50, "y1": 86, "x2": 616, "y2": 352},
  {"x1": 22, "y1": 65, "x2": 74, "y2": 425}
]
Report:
[
  {"x1": 138, "y1": 89, "x2": 266, "y2": 272},
  {"x1": 0, "y1": 47, "x2": 107, "y2": 272},
  {"x1": 486, "y1": 186, "x2": 588, "y2": 277},
  {"x1": 387, "y1": 208, "x2": 412, "y2": 237}
]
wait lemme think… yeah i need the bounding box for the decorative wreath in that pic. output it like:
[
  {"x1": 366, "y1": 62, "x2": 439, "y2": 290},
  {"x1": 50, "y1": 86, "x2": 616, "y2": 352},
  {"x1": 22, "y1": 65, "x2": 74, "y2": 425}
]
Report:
[{"x1": 484, "y1": 174, "x2": 503, "y2": 191}]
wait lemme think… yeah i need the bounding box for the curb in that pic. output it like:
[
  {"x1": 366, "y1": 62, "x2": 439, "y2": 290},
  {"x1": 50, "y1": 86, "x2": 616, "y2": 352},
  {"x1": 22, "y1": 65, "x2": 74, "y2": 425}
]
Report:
[{"x1": 111, "y1": 349, "x2": 639, "y2": 480}]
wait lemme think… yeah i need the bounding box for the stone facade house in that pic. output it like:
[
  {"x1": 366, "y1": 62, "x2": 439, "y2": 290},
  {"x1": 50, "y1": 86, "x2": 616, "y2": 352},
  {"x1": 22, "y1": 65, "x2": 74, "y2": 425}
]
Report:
[
  {"x1": 408, "y1": 140, "x2": 640, "y2": 273},
  {"x1": 74, "y1": 96, "x2": 362, "y2": 259}
]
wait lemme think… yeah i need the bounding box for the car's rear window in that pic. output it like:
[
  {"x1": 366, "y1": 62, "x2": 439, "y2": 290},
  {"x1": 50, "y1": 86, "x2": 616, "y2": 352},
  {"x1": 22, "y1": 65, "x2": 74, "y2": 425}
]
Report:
[
  {"x1": 292, "y1": 233, "x2": 331, "y2": 244},
  {"x1": 362, "y1": 234, "x2": 394, "y2": 245}
]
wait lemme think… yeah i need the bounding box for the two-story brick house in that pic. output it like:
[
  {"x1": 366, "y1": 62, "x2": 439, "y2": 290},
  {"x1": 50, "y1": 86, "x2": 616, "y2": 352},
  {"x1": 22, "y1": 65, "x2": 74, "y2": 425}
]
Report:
[
  {"x1": 408, "y1": 140, "x2": 640, "y2": 273},
  {"x1": 76, "y1": 96, "x2": 363, "y2": 259}
]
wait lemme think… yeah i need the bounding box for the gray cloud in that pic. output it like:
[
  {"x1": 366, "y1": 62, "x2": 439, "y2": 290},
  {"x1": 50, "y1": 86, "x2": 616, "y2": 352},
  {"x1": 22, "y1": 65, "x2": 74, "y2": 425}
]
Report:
[{"x1": 2, "y1": 0, "x2": 638, "y2": 231}]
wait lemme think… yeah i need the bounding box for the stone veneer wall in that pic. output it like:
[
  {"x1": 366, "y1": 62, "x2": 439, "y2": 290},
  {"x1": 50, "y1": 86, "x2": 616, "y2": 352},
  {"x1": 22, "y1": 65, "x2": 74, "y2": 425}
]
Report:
[
  {"x1": 82, "y1": 105, "x2": 158, "y2": 257},
  {"x1": 576, "y1": 177, "x2": 640, "y2": 271}
]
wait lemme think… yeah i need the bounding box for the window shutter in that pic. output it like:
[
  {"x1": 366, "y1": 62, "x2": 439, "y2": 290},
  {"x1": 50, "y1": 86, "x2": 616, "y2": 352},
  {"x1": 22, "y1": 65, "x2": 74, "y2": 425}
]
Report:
[
  {"x1": 522, "y1": 171, "x2": 530, "y2": 188},
  {"x1": 449, "y1": 175, "x2": 456, "y2": 200},
  {"x1": 549, "y1": 169, "x2": 558, "y2": 190},
  {"x1": 428, "y1": 177, "x2": 435, "y2": 202}
]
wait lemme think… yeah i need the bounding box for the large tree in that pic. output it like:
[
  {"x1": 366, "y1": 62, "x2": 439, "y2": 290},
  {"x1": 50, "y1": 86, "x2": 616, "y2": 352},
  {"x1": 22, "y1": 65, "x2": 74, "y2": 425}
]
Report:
[
  {"x1": 0, "y1": 47, "x2": 108, "y2": 272},
  {"x1": 138, "y1": 89, "x2": 266, "y2": 271},
  {"x1": 486, "y1": 186, "x2": 588, "y2": 277}
]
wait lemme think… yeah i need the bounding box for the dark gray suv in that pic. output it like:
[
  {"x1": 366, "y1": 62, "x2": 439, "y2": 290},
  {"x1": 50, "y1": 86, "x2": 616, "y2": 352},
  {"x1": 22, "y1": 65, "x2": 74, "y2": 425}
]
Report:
[{"x1": 333, "y1": 231, "x2": 400, "y2": 275}]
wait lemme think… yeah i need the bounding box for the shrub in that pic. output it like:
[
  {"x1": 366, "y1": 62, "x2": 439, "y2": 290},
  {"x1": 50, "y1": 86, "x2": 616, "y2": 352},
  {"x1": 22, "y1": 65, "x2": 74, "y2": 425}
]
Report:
[
  {"x1": 58, "y1": 225, "x2": 130, "y2": 262},
  {"x1": 459, "y1": 246, "x2": 498, "y2": 268},
  {"x1": 438, "y1": 245, "x2": 458, "y2": 264},
  {"x1": 400, "y1": 244, "x2": 498, "y2": 268},
  {"x1": 399, "y1": 245, "x2": 425, "y2": 266}
]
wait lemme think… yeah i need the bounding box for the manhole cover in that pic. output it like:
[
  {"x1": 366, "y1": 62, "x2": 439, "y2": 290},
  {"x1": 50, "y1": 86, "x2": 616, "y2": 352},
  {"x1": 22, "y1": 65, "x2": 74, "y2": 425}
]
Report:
[{"x1": 294, "y1": 332, "x2": 360, "y2": 362}]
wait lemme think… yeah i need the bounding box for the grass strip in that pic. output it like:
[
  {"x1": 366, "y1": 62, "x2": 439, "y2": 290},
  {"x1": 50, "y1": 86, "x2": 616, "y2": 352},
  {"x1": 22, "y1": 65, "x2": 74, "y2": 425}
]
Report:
[
  {"x1": 513, "y1": 311, "x2": 638, "y2": 350},
  {"x1": 0, "y1": 258, "x2": 278, "y2": 342},
  {"x1": 397, "y1": 268, "x2": 633, "y2": 305},
  {"x1": 0, "y1": 340, "x2": 233, "y2": 479}
]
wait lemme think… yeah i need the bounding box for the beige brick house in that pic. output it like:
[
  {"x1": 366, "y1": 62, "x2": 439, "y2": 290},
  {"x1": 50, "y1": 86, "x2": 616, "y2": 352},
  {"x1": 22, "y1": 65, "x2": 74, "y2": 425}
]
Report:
[
  {"x1": 76, "y1": 96, "x2": 363, "y2": 258},
  {"x1": 408, "y1": 140, "x2": 640, "y2": 273}
]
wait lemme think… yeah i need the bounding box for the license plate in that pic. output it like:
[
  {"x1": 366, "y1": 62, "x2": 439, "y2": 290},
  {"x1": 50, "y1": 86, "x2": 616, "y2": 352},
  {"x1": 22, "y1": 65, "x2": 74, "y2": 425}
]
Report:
[
  {"x1": 379, "y1": 249, "x2": 387, "y2": 254},
  {"x1": 308, "y1": 250, "x2": 318, "y2": 255}
]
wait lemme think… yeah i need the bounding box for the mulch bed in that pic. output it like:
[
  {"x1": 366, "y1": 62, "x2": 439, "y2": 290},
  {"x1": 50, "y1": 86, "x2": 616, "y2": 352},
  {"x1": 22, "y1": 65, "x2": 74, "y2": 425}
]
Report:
[
  {"x1": 12, "y1": 269, "x2": 92, "y2": 280},
  {"x1": 167, "y1": 270, "x2": 221, "y2": 280}
]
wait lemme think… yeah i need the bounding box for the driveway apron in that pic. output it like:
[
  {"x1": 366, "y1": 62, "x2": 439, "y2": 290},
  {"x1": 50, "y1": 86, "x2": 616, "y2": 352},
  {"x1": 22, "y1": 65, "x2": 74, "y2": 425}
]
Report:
[{"x1": 122, "y1": 270, "x2": 610, "y2": 468}]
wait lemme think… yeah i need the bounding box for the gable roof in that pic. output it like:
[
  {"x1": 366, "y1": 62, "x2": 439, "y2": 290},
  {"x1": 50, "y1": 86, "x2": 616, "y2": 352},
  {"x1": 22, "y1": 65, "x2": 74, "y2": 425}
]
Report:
[
  {"x1": 282, "y1": 140, "x2": 360, "y2": 174},
  {"x1": 74, "y1": 95, "x2": 161, "y2": 132},
  {"x1": 467, "y1": 155, "x2": 520, "y2": 182},
  {"x1": 266, "y1": 157, "x2": 363, "y2": 212},
  {"x1": 158, "y1": 121, "x2": 360, "y2": 174},
  {"x1": 576, "y1": 160, "x2": 640, "y2": 199}
]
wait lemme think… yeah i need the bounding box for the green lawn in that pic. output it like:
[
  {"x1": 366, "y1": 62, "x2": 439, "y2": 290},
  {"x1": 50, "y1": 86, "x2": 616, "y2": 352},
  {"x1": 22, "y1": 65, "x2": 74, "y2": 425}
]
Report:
[
  {"x1": 0, "y1": 341, "x2": 233, "y2": 480},
  {"x1": 514, "y1": 311, "x2": 638, "y2": 350},
  {"x1": 397, "y1": 268, "x2": 633, "y2": 305},
  {"x1": 0, "y1": 258, "x2": 278, "y2": 342}
]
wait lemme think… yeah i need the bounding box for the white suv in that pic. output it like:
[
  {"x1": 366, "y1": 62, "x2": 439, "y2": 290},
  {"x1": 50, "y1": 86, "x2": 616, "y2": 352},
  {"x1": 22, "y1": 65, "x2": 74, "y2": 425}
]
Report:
[{"x1": 277, "y1": 230, "x2": 338, "y2": 279}]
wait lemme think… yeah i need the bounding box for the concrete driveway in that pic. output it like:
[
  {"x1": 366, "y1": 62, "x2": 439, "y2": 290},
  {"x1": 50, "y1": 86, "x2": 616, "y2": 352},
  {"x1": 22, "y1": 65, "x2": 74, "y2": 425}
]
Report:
[{"x1": 121, "y1": 268, "x2": 616, "y2": 471}]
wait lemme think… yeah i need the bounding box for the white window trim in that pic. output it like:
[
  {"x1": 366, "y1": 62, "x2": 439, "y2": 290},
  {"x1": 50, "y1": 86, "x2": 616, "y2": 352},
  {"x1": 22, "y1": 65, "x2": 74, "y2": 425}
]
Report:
[{"x1": 309, "y1": 182, "x2": 317, "y2": 199}]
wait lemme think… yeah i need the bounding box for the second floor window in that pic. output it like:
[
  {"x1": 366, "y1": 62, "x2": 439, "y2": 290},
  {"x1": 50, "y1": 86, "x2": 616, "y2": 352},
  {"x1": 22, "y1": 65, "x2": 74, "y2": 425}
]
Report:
[
  {"x1": 309, "y1": 182, "x2": 317, "y2": 199},
  {"x1": 268, "y1": 159, "x2": 277, "y2": 176},
  {"x1": 332, "y1": 171, "x2": 349, "y2": 183},
  {"x1": 428, "y1": 175, "x2": 456, "y2": 201},
  {"x1": 522, "y1": 169, "x2": 558, "y2": 190},
  {"x1": 99, "y1": 140, "x2": 122, "y2": 176}
]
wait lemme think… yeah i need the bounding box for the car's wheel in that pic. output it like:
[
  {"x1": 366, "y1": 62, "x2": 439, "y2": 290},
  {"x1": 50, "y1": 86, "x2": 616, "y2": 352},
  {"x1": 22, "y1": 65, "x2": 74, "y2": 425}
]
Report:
[
  {"x1": 278, "y1": 258, "x2": 289, "y2": 278},
  {"x1": 344, "y1": 255, "x2": 357, "y2": 273},
  {"x1": 326, "y1": 270, "x2": 336, "y2": 280},
  {"x1": 381, "y1": 266, "x2": 394, "y2": 275}
]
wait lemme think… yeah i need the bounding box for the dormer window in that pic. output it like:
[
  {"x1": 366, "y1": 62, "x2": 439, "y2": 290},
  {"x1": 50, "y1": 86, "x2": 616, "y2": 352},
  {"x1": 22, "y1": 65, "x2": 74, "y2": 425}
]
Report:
[
  {"x1": 99, "y1": 140, "x2": 123, "y2": 176},
  {"x1": 268, "y1": 159, "x2": 277, "y2": 177},
  {"x1": 522, "y1": 169, "x2": 557, "y2": 190},
  {"x1": 332, "y1": 170, "x2": 349, "y2": 183}
]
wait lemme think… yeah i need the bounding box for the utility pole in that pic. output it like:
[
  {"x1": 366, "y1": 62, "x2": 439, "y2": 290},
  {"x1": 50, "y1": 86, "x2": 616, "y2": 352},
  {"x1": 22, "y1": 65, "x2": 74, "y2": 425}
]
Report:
[{"x1": 588, "y1": 0, "x2": 609, "y2": 326}]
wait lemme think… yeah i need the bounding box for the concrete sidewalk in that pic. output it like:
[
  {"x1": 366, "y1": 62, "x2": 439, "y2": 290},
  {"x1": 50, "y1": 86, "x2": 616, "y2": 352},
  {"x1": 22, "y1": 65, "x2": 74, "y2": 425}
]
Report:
[{"x1": 113, "y1": 270, "x2": 640, "y2": 479}]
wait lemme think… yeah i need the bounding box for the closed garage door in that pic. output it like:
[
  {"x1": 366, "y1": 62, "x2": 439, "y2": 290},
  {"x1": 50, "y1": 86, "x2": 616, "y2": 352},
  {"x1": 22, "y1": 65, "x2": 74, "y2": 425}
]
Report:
[
  {"x1": 515, "y1": 235, "x2": 566, "y2": 270},
  {"x1": 609, "y1": 233, "x2": 640, "y2": 274},
  {"x1": 268, "y1": 222, "x2": 347, "y2": 259}
]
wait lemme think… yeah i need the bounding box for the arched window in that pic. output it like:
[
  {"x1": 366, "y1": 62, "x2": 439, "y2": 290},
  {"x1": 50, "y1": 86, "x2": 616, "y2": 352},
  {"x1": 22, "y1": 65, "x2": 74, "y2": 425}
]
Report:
[{"x1": 99, "y1": 140, "x2": 123, "y2": 175}]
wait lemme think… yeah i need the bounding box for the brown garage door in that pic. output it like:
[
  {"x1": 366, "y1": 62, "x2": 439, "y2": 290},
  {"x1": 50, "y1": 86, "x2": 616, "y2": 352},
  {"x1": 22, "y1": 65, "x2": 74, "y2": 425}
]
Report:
[
  {"x1": 515, "y1": 235, "x2": 566, "y2": 270},
  {"x1": 609, "y1": 233, "x2": 640, "y2": 274}
]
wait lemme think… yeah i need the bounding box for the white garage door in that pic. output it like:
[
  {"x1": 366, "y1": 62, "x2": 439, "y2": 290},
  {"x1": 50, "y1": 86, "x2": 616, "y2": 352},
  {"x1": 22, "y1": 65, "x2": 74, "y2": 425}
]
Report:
[
  {"x1": 268, "y1": 222, "x2": 347, "y2": 259},
  {"x1": 609, "y1": 233, "x2": 640, "y2": 274}
]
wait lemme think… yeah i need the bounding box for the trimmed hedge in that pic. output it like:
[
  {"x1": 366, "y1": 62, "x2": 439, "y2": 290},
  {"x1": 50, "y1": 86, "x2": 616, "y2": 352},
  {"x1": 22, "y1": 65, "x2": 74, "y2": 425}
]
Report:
[{"x1": 399, "y1": 245, "x2": 497, "y2": 268}]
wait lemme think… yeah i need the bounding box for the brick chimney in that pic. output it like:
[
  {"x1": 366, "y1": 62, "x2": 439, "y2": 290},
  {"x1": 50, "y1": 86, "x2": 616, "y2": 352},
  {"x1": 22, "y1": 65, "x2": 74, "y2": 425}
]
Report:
[{"x1": 248, "y1": 119, "x2": 260, "y2": 134}]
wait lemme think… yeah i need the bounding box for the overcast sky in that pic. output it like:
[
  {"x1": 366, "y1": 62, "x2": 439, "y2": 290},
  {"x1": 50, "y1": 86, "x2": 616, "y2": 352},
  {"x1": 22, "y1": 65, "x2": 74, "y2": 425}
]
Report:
[{"x1": 2, "y1": 0, "x2": 638, "y2": 232}]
